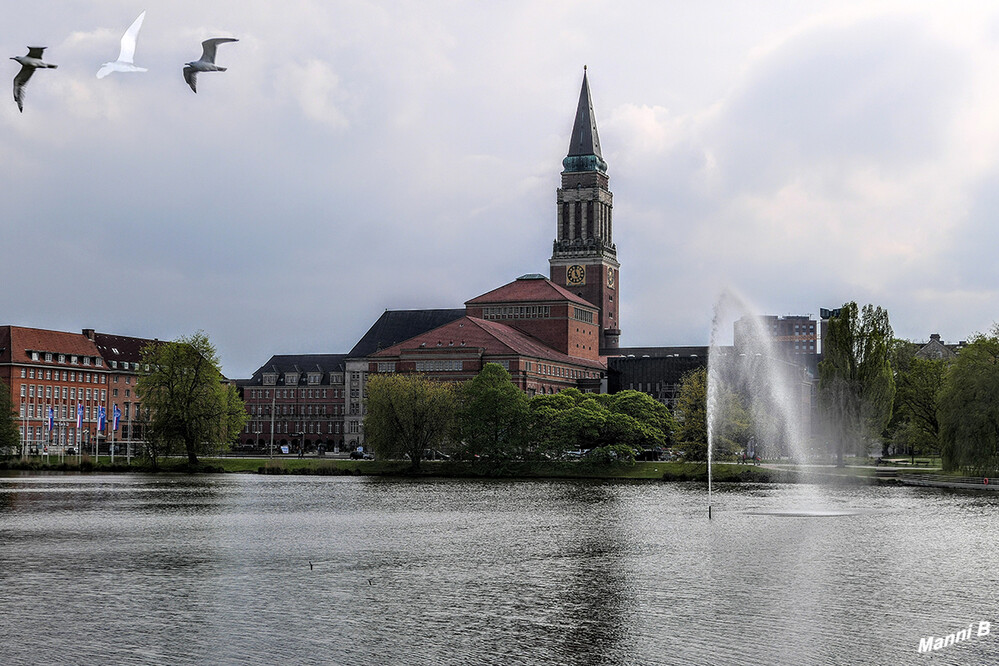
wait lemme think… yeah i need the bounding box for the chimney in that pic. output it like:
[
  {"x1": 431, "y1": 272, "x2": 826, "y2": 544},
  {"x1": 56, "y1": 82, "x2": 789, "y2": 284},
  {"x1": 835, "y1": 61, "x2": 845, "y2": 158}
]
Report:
[
  {"x1": 930, "y1": 333, "x2": 941, "y2": 342},
  {"x1": 82, "y1": 329, "x2": 95, "y2": 341}
]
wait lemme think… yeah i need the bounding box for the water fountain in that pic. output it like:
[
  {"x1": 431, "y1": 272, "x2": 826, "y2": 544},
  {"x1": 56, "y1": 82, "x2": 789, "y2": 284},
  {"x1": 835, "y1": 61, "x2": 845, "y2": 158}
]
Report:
[{"x1": 707, "y1": 290, "x2": 835, "y2": 517}]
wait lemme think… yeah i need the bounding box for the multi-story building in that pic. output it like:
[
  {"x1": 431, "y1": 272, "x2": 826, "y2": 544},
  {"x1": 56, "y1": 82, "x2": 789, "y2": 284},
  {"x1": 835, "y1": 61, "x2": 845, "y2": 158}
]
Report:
[
  {"x1": 370, "y1": 275, "x2": 606, "y2": 395},
  {"x1": 90, "y1": 330, "x2": 157, "y2": 455},
  {"x1": 1, "y1": 326, "x2": 110, "y2": 454},
  {"x1": 237, "y1": 354, "x2": 347, "y2": 453},
  {"x1": 607, "y1": 347, "x2": 708, "y2": 409},
  {"x1": 240, "y1": 70, "x2": 622, "y2": 452},
  {"x1": 342, "y1": 309, "x2": 465, "y2": 450}
]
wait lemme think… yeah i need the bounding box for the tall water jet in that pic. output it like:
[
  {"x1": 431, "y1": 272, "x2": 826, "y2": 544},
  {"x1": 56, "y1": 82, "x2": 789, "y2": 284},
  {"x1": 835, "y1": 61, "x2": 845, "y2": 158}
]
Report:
[{"x1": 707, "y1": 290, "x2": 816, "y2": 516}]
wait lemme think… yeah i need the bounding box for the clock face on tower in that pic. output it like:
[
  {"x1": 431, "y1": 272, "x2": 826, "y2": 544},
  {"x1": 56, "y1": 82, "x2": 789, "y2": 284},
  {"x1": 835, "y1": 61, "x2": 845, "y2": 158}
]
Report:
[{"x1": 566, "y1": 264, "x2": 585, "y2": 285}]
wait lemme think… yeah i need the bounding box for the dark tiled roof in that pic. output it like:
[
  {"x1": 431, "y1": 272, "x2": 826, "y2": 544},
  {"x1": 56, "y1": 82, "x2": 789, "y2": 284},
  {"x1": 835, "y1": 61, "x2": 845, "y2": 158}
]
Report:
[
  {"x1": 0, "y1": 325, "x2": 101, "y2": 364},
  {"x1": 567, "y1": 70, "x2": 602, "y2": 159},
  {"x1": 465, "y1": 276, "x2": 594, "y2": 308},
  {"x1": 348, "y1": 309, "x2": 465, "y2": 358},
  {"x1": 92, "y1": 332, "x2": 160, "y2": 365},
  {"x1": 247, "y1": 354, "x2": 348, "y2": 384},
  {"x1": 373, "y1": 316, "x2": 606, "y2": 370}
]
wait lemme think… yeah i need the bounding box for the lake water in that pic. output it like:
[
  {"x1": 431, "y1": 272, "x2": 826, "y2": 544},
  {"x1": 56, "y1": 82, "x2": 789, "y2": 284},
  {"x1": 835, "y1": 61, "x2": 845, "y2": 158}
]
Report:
[{"x1": 1, "y1": 473, "x2": 997, "y2": 665}]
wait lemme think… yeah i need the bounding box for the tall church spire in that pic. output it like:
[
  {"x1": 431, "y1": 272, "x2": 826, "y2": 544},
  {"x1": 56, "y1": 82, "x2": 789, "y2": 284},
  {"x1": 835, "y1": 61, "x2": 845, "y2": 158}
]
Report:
[{"x1": 563, "y1": 67, "x2": 608, "y2": 174}]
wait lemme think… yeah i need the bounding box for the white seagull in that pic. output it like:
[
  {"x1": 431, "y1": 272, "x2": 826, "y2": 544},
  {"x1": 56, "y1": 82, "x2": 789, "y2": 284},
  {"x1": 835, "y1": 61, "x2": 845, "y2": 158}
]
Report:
[
  {"x1": 97, "y1": 11, "x2": 148, "y2": 79},
  {"x1": 183, "y1": 38, "x2": 238, "y2": 93},
  {"x1": 11, "y1": 46, "x2": 57, "y2": 112}
]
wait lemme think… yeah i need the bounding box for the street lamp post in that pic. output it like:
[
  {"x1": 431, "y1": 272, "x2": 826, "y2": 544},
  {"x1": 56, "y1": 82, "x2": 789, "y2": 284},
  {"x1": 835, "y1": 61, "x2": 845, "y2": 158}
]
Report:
[{"x1": 269, "y1": 387, "x2": 276, "y2": 459}]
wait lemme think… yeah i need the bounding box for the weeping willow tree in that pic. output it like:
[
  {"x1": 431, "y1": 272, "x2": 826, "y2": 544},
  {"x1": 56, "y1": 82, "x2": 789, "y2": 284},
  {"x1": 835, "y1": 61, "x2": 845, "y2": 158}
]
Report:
[
  {"x1": 938, "y1": 327, "x2": 999, "y2": 474},
  {"x1": 818, "y1": 303, "x2": 895, "y2": 466}
]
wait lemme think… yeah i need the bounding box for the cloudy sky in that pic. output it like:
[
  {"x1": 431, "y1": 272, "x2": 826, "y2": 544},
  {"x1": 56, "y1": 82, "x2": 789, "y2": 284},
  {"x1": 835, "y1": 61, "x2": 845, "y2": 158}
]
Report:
[{"x1": 3, "y1": 1, "x2": 999, "y2": 377}]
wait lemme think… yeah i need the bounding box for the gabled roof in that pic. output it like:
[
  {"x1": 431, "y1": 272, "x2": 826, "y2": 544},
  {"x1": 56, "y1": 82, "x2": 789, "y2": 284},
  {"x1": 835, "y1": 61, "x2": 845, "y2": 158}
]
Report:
[
  {"x1": 465, "y1": 275, "x2": 595, "y2": 309},
  {"x1": 373, "y1": 316, "x2": 605, "y2": 370},
  {"x1": 348, "y1": 308, "x2": 465, "y2": 358},
  {"x1": 248, "y1": 354, "x2": 348, "y2": 383},
  {"x1": 0, "y1": 325, "x2": 101, "y2": 364}
]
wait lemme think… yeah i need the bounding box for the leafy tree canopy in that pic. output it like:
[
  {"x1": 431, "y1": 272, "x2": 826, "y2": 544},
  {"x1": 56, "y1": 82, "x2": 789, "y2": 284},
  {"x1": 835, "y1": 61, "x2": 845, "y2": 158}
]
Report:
[
  {"x1": 364, "y1": 373, "x2": 456, "y2": 471},
  {"x1": 456, "y1": 364, "x2": 529, "y2": 459},
  {"x1": 818, "y1": 302, "x2": 895, "y2": 464},
  {"x1": 137, "y1": 332, "x2": 247, "y2": 466},
  {"x1": 938, "y1": 327, "x2": 999, "y2": 473},
  {"x1": 0, "y1": 379, "x2": 19, "y2": 454}
]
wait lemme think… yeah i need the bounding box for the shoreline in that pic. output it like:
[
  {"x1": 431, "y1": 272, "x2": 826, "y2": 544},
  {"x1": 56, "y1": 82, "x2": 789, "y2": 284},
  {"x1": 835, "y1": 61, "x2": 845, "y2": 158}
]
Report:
[
  {"x1": 2, "y1": 457, "x2": 994, "y2": 489},
  {"x1": 0, "y1": 457, "x2": 916, "y2": 485}
]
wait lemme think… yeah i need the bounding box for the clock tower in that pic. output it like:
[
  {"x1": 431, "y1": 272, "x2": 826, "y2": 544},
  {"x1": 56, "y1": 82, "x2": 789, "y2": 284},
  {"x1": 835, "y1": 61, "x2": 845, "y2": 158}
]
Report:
[{"x1": 550, "y1": 68, "x2": 620, "y2": 352}]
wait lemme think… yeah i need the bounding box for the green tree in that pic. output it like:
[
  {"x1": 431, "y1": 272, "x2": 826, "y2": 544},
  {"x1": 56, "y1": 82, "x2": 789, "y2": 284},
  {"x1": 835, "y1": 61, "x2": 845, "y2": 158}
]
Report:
[
  {"x1": 364, "y1": 373, "x2": 455, "y2": 471},
  {"x1": 456, "y1": 364, "x2": 529, "y2": 459},
  {"x1": 818, "y1": 303, "x2": 895, "y2": 465},
  {"x1": 607, "y1": 390, "x2": 677, "y2": 446},
  {"x1": 674, "y1": 367, "x2": 707, "y2": 459},
  {"x1": 527, "y1": 391, "x2": 579, "y2": 459},
  {"x1": 938, "y1": 327, "x2": 999, "y2": 473},
  {"x1": 888, "y1": 343, "x2": 946, "y2": 460},
  {"x1": 0, "y1": 379, "x2": 19, "y2": 455},
  {"x1": 137, "y1": 332, "x2": 247, "y2": 466}
]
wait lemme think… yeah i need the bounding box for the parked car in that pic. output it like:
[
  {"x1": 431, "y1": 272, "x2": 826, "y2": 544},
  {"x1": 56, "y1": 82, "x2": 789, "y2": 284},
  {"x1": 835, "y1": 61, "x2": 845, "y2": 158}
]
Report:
[{"x1": 423, "y1": 449, "x2": 449, "y2": 460}]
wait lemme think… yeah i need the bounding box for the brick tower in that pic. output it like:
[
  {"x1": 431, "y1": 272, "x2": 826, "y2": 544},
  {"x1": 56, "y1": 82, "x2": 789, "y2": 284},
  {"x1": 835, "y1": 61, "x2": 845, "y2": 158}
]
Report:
[{"x1": 550, "y1": 67, "x2": 621, "y2": 353}]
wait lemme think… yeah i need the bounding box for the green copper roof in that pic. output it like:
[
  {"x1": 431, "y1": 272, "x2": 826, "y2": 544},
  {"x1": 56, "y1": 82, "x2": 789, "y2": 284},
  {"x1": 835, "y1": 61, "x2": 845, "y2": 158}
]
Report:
[{"x1": 563, "y1": 68, "x2": 607, "y2": 173}]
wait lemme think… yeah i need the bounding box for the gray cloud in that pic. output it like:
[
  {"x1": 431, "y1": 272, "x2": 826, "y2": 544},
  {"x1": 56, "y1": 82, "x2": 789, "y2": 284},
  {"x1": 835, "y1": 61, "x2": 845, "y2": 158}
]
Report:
[{"x1": 3, "y1": 2, "x2": 998, "y2": 376}]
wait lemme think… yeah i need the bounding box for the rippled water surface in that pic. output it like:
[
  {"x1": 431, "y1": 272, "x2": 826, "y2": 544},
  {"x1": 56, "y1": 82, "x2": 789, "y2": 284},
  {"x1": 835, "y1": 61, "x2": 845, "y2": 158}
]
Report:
[{"x1": 2, "y1": 473, "x2": 998, "y2": 665}]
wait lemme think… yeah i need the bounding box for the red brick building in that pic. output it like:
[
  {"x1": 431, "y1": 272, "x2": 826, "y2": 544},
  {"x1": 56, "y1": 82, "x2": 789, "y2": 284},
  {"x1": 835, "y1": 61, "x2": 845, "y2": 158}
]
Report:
[
  {"x1": 370, "y1": 275, "x2": 605, "y2": 396},
  {"x1": 1, "y1": 326, "x2": 110, "y2": 454},
  {"x1": 236, "y1": 354, "x2": 347, "y2": 453},
  {"x1": 0, "y1": 326, "x2": 164, "y2": 456}
]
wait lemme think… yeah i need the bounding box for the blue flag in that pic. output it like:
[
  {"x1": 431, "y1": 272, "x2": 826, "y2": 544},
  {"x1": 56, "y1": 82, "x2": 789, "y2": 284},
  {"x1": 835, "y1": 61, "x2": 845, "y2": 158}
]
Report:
[
  {"x1": 76, "y1": 403, "x2": 83, "y2": 429},
  {"x1": 98, "y1": 405, "x2": 106, "y2": 432},
  {"x1": 48, "y1": 406, "x2": 54, "y2": 431},
  {"x1": 113, "y1": 404, "x2": 121, "y2": 431}
]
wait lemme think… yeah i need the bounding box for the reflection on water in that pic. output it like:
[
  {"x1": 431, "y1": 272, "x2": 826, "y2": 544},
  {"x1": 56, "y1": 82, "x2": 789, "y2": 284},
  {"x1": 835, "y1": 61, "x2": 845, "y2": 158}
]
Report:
[{"x1": 1, "y1": 473, "x2": 998, "y2": 665}]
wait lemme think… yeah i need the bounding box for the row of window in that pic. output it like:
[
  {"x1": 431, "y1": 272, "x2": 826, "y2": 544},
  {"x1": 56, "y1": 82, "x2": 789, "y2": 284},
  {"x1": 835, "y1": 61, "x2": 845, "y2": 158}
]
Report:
[
  {"x1": 21, "y1": 385, "x2": 107, "y2": 402},
  {"x1": 245, "y1": 421, "x2": 344, "y2": 434},
  {"x1": 482, "y1": 305, "x2": 552, "y2": 320},
  {"x1": 109, "y1": 360, "x2": 144, "y2": 371},
  {"x1": 414, "y1": 360, "x2": 464, "y2": 372},
  {"x1": 573, "y1": 307, "x2": 595, "y2": 324},
  {"x1": 19, "y1": 368, "x2": 106, "y2": 384},
  {"x1": 27, "y1": 351, "x2": 102, "y2": 366},
  {"x1": 260, "y1": 373, "x2": 345, "y2": 386},
  {"x1": 248, "y1": 404, "x2": 345, "y2": 416},
  {"x1": 536, "y1": 364, "x2": 591, "y2": 380},
  {"x1": 247, "y1": 388, "x2": 343, "y2": 400},
  {"x1": 19, "y1": 403, "x2": 129, "y2": 420}
]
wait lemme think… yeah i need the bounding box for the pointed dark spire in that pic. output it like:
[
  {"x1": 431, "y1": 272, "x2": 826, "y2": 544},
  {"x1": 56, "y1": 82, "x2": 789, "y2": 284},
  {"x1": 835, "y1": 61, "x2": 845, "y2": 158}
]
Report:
[{"x1": 563, "y1": 66, "x2": 607, "y2": 173}]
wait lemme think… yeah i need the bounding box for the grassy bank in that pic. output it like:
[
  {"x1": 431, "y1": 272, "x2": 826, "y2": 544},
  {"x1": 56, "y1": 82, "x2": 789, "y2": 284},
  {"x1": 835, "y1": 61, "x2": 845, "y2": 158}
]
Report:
[
  {"x1": 217, "y1": 458, "x2": 813, "y2": 482},
  {"x1": 0, "y1": 456, "x2": 883, "y2": 484}
]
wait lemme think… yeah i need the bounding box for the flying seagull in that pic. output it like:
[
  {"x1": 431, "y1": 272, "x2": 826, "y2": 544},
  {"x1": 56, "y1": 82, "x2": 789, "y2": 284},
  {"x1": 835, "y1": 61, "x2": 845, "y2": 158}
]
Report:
[
  {"x1": 97, "y1": 11, "x2": 148, "y2": 79},
  {"x1": 183, "y1": 38, "x2": 238, "y2": 93},
  {"x1": 11, "y1": 47, "x2": 57, "y2": 112}
]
